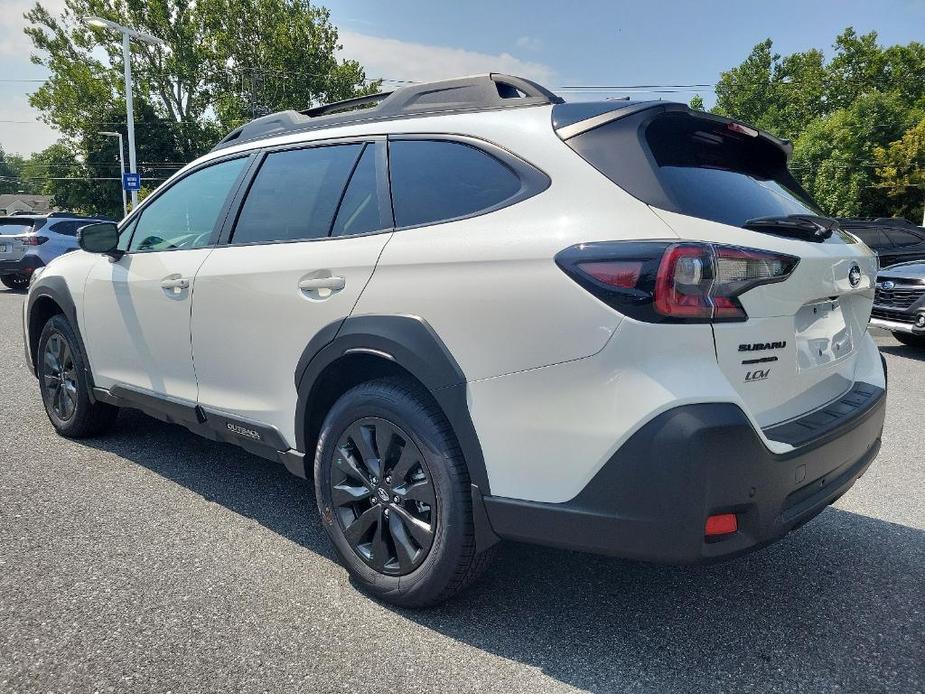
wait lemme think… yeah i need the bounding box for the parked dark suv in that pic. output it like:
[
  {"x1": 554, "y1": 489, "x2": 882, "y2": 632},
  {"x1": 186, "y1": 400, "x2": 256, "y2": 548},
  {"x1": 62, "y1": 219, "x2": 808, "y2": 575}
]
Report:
[{"x1": 839, "y1": 218, "x2": 925, "y2": 268}]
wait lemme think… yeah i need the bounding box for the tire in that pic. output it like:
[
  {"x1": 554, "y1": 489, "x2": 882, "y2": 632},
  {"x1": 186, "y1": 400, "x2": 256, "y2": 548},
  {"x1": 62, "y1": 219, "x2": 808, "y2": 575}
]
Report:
[
  {"x1": 1, "y1": 274, "x2": 30, "y2": 291},
  {"x1": 314, "y1": 377, "x2": 494, "y2": 607},
  {"x1": 892, "y1": 331, "x2": 925, "y2": 348},
  {"x1": 37, "y1": 314, "x2": 119, "y2": 438}
]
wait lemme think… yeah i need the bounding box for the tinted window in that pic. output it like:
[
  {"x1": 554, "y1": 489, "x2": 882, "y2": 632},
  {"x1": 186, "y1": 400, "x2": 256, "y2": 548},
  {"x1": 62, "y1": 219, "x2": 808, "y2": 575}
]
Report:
[
  {"x1": 389, "y1": 140, "x2": 522, "y2": 228},
  {"x1": 49, "y1": 221, "x2": 82, "y2": 237},
  {"x1": 851, "y1": 228, "x2": 892, "y2": 250},
  {"x1": 566, "y1": 111, "x2": 822, "y2": 229},
  {"x1": 129, "y1": 157, "x2": 246, "y2": 252},
  {"x1": 885, "y1": 228, "x2": 925, "y2": 247},
  {"x1": 331, "y1": 144, "x2": 388, "y2": 236},
  {"x1": 232, "y1": 144, "x2": 362, "y2": 244}
]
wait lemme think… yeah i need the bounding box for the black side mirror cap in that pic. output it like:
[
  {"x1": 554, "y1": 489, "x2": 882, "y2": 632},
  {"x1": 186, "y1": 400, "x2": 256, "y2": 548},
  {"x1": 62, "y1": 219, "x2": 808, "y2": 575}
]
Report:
[{"x1": 77, "y1": 222, "x2": 123, "y2": 259}]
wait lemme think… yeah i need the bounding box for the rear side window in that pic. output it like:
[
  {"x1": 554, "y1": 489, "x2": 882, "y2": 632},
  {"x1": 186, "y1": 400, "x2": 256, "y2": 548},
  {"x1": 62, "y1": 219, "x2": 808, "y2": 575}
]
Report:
[
  {"x1": 564, "y1": 110, "x2": 821, "y2": 228},
  {"x1": 884, "y1": 228, "x2": 925, "y2": 247},
  {"x1": 851, "y1": 228, "x2": 892, "y2": 250},
  {"x1": 49, "y1": 221, "x2": 82, "y2": 237},
  {"x1": 232, "y1": 144, "x2": 362, "y2": 244},
  {"x1": 331, "y1": 144, "x2": 389, "y2": 237},
  {"x1": 389, "y1": 140, "x2": 522, "y2": 228}
]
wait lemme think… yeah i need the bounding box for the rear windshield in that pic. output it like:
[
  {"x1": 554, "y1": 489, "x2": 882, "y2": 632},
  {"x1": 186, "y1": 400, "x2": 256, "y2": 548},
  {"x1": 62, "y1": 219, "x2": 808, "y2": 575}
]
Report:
[
  {"x1": 0, "y1": 220, "x2": 34, "y2": 236},
  {"x1": 562, "y1": 109, "x2": 821, "y2": 228}
]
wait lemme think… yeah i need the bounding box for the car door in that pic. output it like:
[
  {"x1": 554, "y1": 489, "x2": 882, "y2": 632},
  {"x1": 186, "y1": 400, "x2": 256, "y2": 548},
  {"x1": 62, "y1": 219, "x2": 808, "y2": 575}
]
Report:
[
  {"x1": 190, "y1": 139, "x2": 393, "y2": 448},
  {"x1": 82, "y1": 155, "x2": 252, "y2": 401}
]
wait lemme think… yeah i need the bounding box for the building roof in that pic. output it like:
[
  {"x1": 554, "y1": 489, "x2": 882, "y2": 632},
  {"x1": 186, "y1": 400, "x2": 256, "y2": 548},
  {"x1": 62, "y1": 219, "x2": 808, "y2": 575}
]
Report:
[{"x1": 0, "y1": 193, "x2": 54, "y2": 213}]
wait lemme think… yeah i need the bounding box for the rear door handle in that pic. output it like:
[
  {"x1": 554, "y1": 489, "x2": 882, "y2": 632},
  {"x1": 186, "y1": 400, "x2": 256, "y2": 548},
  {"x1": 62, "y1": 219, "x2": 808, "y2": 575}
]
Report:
[{"x1": 298, "y1": 276, "x2": 346, "y2": 291}]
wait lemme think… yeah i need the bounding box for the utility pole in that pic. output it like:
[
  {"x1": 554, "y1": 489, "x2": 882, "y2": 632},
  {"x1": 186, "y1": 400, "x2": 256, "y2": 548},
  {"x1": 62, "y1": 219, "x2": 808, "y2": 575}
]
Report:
[{"x1": 83, "y1": 16, "x2": 166, "y2": 211}]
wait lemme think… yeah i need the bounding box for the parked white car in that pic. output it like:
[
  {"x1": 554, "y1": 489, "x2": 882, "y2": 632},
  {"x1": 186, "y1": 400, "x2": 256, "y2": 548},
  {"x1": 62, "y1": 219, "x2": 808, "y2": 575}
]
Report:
[{"x1": 24, "y1": 74, "x2": 886, "y2": 606}]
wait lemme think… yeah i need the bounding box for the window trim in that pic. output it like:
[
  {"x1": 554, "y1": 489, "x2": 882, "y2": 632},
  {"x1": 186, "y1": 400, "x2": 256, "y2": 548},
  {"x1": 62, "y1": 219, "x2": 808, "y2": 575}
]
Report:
[
  {"x1": 386, "y1": 133, "x2": 550, "y2": 231},
  {"x1": 216, "y1": 136, "x2": 392, "y2": 248},
  {"x1": 118, "y1": 152, "x2": 256, "y2": 255}
]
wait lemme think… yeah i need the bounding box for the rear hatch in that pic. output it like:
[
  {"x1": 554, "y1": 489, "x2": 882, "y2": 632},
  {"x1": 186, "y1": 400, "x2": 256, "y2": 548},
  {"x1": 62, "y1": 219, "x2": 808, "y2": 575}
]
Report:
[
  {"x1": 0, "y1": 218, "x2": 37, "y2": 262},
  {"x1": 558, "y1": 103, "x2": 879, "y2": 429}
]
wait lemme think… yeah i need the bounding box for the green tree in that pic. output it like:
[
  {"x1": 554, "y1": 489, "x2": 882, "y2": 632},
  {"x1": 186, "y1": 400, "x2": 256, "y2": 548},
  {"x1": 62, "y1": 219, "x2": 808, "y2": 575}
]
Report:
[
  {"x1": 689, "y1": 94, "x2": 705, "y2": 111},
  {"x1": 874, "y1": 117, "x2": 925, "y2": 221},
  {"x1": 790, "y1": 92, "x2": 918, "y2": 217},
  {"x1": 0, "y1": 148, "x2": 31, "y2": 194},
  {"x1": 25, "y1": 0, "x2": 375, "y2": 160},
  {"x1": 713, "y1": 39, "x2": 826, "y2": 141}
]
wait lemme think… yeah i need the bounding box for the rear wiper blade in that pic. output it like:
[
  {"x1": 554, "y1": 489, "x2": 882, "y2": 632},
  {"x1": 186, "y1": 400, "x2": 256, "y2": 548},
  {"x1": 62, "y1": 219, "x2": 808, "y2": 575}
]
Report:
[{"x1": 743, "y1": 214, "x2": 838, "y2": 243}]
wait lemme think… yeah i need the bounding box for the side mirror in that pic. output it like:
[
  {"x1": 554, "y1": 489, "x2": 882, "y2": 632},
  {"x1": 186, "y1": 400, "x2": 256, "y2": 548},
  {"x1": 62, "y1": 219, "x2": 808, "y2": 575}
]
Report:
[{"x1": 78, "y1": 222, "x2": 122, "y2": 259}]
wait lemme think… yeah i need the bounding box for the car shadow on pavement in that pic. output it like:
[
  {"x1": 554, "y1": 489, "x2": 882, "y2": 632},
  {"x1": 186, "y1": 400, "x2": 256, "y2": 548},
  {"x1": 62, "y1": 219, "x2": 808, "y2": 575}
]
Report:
[
  {"x1": 879, "y1": 344, "x2": 925, "y2": 363},
  {"x1": 80, "y1": 409, "x2": 924, "y2": 694}
]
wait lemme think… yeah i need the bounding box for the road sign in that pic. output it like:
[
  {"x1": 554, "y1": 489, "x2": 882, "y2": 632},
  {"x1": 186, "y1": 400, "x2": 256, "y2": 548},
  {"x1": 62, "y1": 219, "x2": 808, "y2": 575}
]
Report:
[{"x1": 122, "y1": 172, "x2": 141, "y2": 192}]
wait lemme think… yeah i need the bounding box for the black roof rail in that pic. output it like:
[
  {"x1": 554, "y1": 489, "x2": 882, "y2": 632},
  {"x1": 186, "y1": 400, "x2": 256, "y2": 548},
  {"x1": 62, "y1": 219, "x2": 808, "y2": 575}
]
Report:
[{"x1": 211, "y1": 73, "x2": 563, "y2": 151}]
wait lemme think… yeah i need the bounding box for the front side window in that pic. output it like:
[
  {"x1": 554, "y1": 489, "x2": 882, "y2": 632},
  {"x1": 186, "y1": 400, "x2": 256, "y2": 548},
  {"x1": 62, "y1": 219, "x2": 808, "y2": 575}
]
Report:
[
  {"x1": 389, "y1": 140, "x2": 522, "y2": 228},
  {"x1": 129, "y1": 157, "x2": 247, "y2": 252},
  {"x1": 231, "y1": 143, "x2": 362, "y2": 244}
]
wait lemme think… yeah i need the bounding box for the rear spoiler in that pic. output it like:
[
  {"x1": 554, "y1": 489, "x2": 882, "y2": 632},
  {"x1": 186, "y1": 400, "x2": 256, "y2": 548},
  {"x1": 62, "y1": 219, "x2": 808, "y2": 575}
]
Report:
[{"x1": 554, "y1": 102, "x2": 793, "y2": 159}]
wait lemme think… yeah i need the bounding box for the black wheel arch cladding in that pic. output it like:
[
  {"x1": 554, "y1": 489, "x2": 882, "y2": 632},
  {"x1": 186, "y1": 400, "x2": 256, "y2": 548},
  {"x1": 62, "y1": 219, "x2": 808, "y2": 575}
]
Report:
[
  {"x1": 26, "y1": 275, "x2": 99, "y2": 402},
  {"x1": 294, "y1": 314, "x2": 491, "y2": 493}
]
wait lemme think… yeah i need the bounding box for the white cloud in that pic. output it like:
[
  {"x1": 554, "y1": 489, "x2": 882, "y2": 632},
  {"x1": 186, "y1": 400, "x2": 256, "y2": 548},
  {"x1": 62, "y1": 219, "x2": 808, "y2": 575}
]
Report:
[
  {"x1": 515, "y1": 36, "x2": 543, "y2": 52},
  {"x1": 338, "y1": 30, "x2": 555, "y2": 86},
  {"x1": 0, "y1": 0, "x2": 66, "y2": 56}
]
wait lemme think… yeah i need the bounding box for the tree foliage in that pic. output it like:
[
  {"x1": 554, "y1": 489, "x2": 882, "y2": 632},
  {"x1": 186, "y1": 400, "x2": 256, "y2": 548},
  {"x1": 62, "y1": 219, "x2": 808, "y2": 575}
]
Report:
[
  {"x1": 22, "y1": 0, "x2": 375, "y2": 216},
  {"x1": 713, "y1": 28, "x2": 925, "y2": 220}
]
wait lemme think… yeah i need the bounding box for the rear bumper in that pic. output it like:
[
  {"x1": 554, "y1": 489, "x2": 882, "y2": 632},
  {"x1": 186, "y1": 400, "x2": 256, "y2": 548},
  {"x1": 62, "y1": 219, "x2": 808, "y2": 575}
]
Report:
[
  {"x1": 0, "y1": 255, "x2": 44, "y2": 276},
  {"x1": 483, "y1": 381, "x2": 886, "y2": 564}
]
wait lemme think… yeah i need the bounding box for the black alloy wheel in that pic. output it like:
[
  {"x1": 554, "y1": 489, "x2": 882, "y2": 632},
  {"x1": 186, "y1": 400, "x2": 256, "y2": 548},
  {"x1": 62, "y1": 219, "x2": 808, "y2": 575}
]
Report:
[
  {"x1": 331, "y1": 417, "x2": 437, "y2": 575},
  {"x1": 42, "y1": 330, "x2": 79, "y2": 422}
]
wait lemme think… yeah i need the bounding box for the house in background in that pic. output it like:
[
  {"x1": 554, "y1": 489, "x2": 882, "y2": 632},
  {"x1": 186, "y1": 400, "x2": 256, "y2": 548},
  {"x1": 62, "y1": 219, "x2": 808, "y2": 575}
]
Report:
[{"x1": 0, "y1": 194, "x2": 55, "y2": 216}]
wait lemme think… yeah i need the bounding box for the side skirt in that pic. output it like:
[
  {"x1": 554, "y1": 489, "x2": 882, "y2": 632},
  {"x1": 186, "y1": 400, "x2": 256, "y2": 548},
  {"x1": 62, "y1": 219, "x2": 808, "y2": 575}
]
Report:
[{"x1": 99, "y1": 385, "x2": 307, "y2": 478}]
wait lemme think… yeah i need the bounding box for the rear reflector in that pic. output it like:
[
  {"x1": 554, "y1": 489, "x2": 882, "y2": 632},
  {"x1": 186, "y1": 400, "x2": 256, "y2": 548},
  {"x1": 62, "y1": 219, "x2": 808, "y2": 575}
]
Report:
[{"x1": 705, "y1": 513, "x2": 738, "y2": 537}]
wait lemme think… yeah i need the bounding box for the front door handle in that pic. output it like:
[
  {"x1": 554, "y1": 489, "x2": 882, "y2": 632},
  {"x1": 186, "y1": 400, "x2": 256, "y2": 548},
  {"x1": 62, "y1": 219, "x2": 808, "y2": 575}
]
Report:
[
  {"x1": 298, "y1": 276, "x2": 346, "y2": 292},
  {"x1": 161, "y1": 277, "x2": 190, "y2": 292}
]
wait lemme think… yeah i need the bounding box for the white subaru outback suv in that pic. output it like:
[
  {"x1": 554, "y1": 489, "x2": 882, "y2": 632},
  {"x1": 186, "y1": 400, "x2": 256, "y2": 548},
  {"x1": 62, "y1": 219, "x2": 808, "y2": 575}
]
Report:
[{"x1": 24, "y1": 74, "x2": 886, "y2": 606}]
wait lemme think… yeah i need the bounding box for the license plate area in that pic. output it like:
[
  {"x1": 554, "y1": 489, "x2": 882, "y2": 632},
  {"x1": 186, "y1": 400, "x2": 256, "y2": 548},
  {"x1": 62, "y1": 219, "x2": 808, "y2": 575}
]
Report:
[
  {"x1": 0, "y1": 243, "x2": 10, "y2": 254},
  {"x1": 794, "y1": 299, "x2": 853, "y2": 370}
]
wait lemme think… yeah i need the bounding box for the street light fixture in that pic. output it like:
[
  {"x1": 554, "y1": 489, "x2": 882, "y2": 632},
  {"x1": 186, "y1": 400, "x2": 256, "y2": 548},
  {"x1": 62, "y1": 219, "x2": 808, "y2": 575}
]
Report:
[
  {"x1": 98, "y1": 131, "x2": 127, "y2": 218},
  {"x1": 83, "y1": 15, "x2": 165, "y2": 209}
]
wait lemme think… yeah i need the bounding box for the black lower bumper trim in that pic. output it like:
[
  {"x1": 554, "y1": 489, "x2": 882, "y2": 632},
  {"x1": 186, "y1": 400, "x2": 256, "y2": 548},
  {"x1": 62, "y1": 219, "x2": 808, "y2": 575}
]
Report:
[
  {"x1": 0, "y1": 256, "x2": 44, "y2": 275},
  {"x1": 483, "y1": 384, "x2": 886, "y2": 564}
]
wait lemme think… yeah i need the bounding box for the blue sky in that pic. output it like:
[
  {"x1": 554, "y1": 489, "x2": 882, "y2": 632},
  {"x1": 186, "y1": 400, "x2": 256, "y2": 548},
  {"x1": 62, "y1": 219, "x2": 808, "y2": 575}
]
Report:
[{"x1": 2, "y1": 0, "x2": 924, "y2": 155}]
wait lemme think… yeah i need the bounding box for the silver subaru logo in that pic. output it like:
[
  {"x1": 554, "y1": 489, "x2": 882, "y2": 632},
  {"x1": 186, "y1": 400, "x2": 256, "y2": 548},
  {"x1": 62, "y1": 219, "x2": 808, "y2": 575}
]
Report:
[
  {"x1": 881, "y1": 280, "x2": 895, "y2": 290},
  {"x1": 848, "y1": 264, "x2": 862, "y2": 288},
  {"x1": 377, "y1": 488, "x2": 390, "y2": 502}
]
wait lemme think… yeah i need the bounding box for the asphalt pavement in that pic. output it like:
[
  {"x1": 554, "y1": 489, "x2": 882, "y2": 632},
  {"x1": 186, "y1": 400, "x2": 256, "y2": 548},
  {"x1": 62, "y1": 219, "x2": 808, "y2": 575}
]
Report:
[{"x1": 0, "y1": 287, "x2": 923, "y2": 693}]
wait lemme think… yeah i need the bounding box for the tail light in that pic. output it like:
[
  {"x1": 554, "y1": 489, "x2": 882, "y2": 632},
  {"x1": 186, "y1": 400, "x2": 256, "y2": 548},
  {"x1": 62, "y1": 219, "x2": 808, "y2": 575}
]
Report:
[
  {"x1": 556, "y1": 241, "x2": 798, "y2": 323},
  {"x1": 17, "y1": 235, "x2": 49, "y2": 246}
]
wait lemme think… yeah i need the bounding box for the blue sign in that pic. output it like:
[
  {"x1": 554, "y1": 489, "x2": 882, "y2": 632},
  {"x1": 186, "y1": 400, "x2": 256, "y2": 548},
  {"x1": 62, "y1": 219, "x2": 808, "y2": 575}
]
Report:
[{"x1": 122, "y1": 172, "x2": 141, "y2": 191}]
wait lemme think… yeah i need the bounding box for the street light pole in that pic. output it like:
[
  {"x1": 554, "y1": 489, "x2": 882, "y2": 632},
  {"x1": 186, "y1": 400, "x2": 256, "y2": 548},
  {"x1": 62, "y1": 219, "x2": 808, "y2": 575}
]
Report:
[
  {"x1": 83, "y1": 16, "x2": 165, "y2": 212},
  {"x1": 121, "y1": 32, "x2": 138, "y2": 209},
  {"x1": 98, "y1": 131, "x2": 126, "y2": 218}
]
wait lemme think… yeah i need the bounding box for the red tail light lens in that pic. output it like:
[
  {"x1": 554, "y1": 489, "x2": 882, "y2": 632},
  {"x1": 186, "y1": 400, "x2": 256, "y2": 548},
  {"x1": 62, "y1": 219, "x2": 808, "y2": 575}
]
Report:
[
  {"x1": 17, "y1": 235, "x2": 49, "y2": 246},
  {"x1": 556, "y1": 241, "x2": 798, "y2": 323}
]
